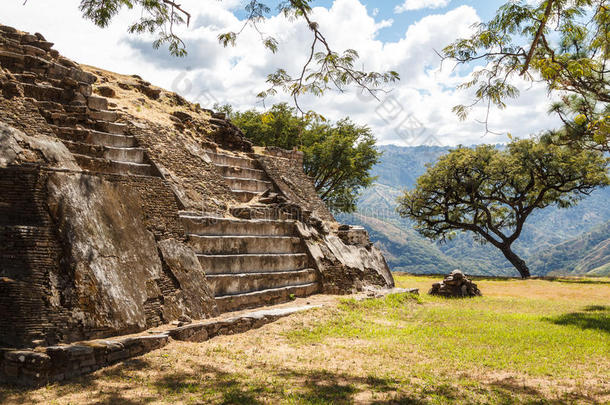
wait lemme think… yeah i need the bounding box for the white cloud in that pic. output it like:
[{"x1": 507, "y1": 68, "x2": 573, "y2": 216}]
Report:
[
  {"x1": 394, "y1": 0, "x2": 451, "y2": 13},
  {"x1": 0, "y1": 0, "x2": 560, "y2": 146}
]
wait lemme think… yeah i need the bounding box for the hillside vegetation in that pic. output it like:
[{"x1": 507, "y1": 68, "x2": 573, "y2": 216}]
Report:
[
  {"x1": 2, "y1": 275, "x2": 608, "y2": 404},
  {"x1": 350, "y1": 145, "x2": 610, "y2": 277}
]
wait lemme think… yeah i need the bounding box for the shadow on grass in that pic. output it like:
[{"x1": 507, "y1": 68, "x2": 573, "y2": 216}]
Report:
[
  {"x1": 0, "y1": 351, "x2": 605, "y2": 404},
  {"x1": 396, "y1": 272, "x2": 610, "y2": 285},
  {"x1": 0, "y1": 359, "x2": 463, "y2": 404},
  {"x1": 583, "y1": 305, "x2": 608, "y2": 311},
  {"x1": 542, "y1": 278, "x2": 610, "y2": 285},
  {"x1": 544, "y1": 305, "x2": 610, "y2": 334}
]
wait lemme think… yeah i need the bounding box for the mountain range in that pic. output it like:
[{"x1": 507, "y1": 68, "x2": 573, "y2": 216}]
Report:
[{"x1": 339, "y1": 145, "x2": 610, "y2": 277}]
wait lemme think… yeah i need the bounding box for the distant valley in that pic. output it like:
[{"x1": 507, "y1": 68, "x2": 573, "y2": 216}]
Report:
[{"x1": 339, "y1": 145, "x2": 610, "y2": 277}]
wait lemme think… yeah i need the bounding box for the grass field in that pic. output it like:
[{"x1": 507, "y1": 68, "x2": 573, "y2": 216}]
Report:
[{"x1": 1, "y1": 275, "x2": 608, "y2": 404}]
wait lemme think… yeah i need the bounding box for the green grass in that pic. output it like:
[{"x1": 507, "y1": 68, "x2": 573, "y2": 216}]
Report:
[
  {"x1": 285, "y1": 292, "x2": 609, "y2": 379},
  {"x1": 280, "y1": 275, "x2": 610, "y2": 403},
  {"x1": 1, "y1": 275, "x2": 608, "y2": 404}
]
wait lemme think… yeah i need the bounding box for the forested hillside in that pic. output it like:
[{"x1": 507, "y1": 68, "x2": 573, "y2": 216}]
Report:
[{"x1": 345, "y1": 145, "x2": 610, "y2": 277}]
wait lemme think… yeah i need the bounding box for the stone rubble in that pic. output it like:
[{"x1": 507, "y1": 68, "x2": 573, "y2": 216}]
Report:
[{"x1": 428, "y1": 270, "x2": 482, "y2": 297}]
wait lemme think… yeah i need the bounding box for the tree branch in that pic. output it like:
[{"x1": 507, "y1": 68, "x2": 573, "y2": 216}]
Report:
[{"x1": 521, "y1": 0, "x2": 555, "y2": 75}]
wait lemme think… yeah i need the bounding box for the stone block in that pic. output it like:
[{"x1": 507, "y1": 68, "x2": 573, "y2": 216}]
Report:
[
  {"x1": 64, "y1": 345, "x2": 94, "y2": 359},
  {"x1": 22, "y1": 44, "x2": 46, "y2": 57},
  {"x1": 79, "y1": 356, "x2": 97, "y2": 368},
  {"x1": 169, "y1": 324, "x2": 209, "y2": 342},
  {"x1": 70, "y1": 67, "x2": 97, "y2": 84},
  {"x1": 79, "y1": 82, "x2": 92, "y2": 97},
  {"x1": 107, "y1": 349, "x2": 129, "y2": 363},
  {"x1": 96, "y1": 85, "x2": 116, "y2": 98},
  {"x1": 87, "y1": 95, "x2": 108, "y2": 111},
  {"x1": 3, "y1": 364, "x2": 20, "y2": 377},
  {"x1": 58, "y1": 56, "x2": 78, "y2": 69}
]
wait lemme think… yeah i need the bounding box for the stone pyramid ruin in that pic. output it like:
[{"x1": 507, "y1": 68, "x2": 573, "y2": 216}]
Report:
[{"x1": 0, "y1": 24, "x2": 394, "y2": 385}]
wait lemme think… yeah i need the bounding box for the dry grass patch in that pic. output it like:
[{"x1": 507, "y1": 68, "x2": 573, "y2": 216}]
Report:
[
  {"x1": 81, "y1": 65, "x2": 214, "y2": 129},
  {"x1": 0, "y1": 276, "x2": 608, "y2": 404}
]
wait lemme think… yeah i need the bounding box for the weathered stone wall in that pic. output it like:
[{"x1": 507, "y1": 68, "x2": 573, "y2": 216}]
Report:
[
  {"x1": 0, "y1": 305, "x2": 311, "y2": 386},
  {"x1": 263, "y1": 146, "x2": 304, "y2": 163},
  {"x1": 0, "y1": 24, "x2": 98, "y2": 133},
  {"x1": 0, "y1": 166, "x2": 216, "y2": 349},
  {"x1": 297, "y1": 222, "x2": 394, "y2": 294},
  {"x1": 128, "y1": 121, "x2": 237, "y2": 214},
  {"x1": 256, "y1": 153, "x2": 334, "y2": 222},
  {"x1": 0, "y1": 95, "x2": 56, "y2": 140},
  {"x1": 0, "y1": 167, "x2": 68, "y2": 348}
]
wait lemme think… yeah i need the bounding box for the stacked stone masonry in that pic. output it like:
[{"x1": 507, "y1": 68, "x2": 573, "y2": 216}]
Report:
[
  {"x1": 0, "y1": 306, "x2": 314, "y2": 386},
  {"x1": 0, "y1": 23, "x2": 394, "y2": 385},
  {"x1": 0, "y1": 24, "x2": 157, "y2": 177}
]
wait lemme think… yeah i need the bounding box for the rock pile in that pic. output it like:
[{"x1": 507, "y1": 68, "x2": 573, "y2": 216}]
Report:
[{"x1": 428, "y1": 270, "x2": 482, "y2": 297}]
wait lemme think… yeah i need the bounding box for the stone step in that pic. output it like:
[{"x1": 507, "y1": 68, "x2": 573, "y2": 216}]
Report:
[
  {"x1": 188, "y1": 235, "x2": 304, "y2": 255},
  {"x1": 95, "y1": 121, "x2": 128, "y2": 135},
  {"x1": 56, "y1": 127, "x2": 136, "y2": 148},
  {"x1": 73, "y1": 154, "x2": 156, "y2": 176},
  {"x1": 232, "y1": 189, "x2": 260, "y2": 203},
  {"x1": 230, "y1": 206, "x2": 303, "y2": 221},
  {"x1": 103, "y1": 146, "x2": 146, "y2": 163},
  {"x1": 22, "y1": 83, "x2": 67, "y2": 103},
  {"x1": 215, "y1": 282, "x2": 320, "y2": 313},
  {"x1": 198, "y1": 253, "x2": 310, "y2": 274},
  {"x1": 205, "y1": 151, "x2": 257, "y2": 170},
  {"x1": 86, "y1": 130, "x2": 136, "y2": 148},
  {"x1": 61, "y1": 139, "x2": 104, "y2": 159},
  {"x1": 89, "y1": 110, "x2": 118, "y2": 122},
  {"x1": 207, "y1": 268, "x2": 318, "y2": 296},
  {"x1": 224, "y1": 177, "x2": 273, "y2": 193},
  {"x1": 88, "y1": 95, "x2": 108, "y2": 111},
  {"x1": 181, "y1": 216, "x2": 296, "y2": 236},
  {"x1": 62, "y1": 140, "x2": 146, "y2": 164},
  {"x1": 216, "y1": 165, "x2": 268, "y2": 181}
]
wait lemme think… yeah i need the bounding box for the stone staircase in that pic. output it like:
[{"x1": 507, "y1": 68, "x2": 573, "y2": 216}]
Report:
[
  {"x1": 53, "y1": 96, "x2": 157, "y2": 177},
  {"x1": 0, "y1": 27, "x2": 157, "y2": 177},
  {"x1": 2, "y1": 25, "x2": 319, "y2": 315},
  {"x1": 181, "y1": 213, "x2": 320, "y2": 313},
  {"x1": 204, "y1": 150, "x2": 274, "y2": 203}
]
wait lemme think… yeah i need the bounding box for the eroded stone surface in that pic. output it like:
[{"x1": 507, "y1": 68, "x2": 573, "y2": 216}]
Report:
[
  {"x1": 47, "y1": 172, "x2": 165, "y2": 334},
  {"x1": 157, "y1": 238, "x2": 218, "y2": 320},
  {"x1": 300, "y1": 223, "x2": 394, "y2": 294},
  {"x1": 0, "y1": 122, "x2": 78, "y2": 170}
]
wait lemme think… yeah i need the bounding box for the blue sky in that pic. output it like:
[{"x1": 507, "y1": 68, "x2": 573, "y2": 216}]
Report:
[
  {"x1": 2, "y1": 0, "x2": 559, "y2": 146},
  {"x1": 324, "y1": 0, "x2": 506, "y2": 42},
  {"x1": 231, "y1": 0, "x2": 507, "y2": 42}
]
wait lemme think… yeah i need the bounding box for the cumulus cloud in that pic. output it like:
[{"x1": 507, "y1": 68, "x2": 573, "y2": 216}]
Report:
[
  {"x1": 1, "y1": 0, "x2": 560, "y2": 146},
  {"x1": 394, "y1": 0, "x2": 451, "y2": 13}
]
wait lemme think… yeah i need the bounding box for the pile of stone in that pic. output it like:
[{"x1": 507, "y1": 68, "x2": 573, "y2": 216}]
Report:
[{"x1": 428, "y1": 270, "x2": 482, "y2": 297}]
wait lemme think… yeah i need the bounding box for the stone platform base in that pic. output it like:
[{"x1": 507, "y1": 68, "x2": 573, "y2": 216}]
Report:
[{"x1": 0, "y1": 305, "x2": 316, "y2": 387}]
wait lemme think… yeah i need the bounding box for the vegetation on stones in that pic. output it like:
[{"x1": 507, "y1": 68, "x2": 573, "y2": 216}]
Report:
[
  {"x1": 397, "y1": 139, "x2": 609, "y2": 278},
  {"x1": 443, "y1": 0, "x2": 609, "y2": 150},
  {"x1": 219, "y1": 103, "x2": 380, "y2": 213},
  {"x1": 75, "y1": 0, "x2": 399, "y2": 109}
]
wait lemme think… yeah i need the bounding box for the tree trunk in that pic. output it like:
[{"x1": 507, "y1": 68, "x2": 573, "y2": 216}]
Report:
[{"x1": 500, "y1": 246, "x2": 531, "y2": 279}]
